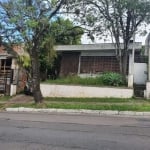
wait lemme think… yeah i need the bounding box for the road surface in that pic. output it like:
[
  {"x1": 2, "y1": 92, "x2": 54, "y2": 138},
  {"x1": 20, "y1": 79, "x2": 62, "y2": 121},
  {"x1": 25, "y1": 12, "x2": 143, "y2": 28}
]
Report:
[{"x1": 0, "y1": 112, "x2": 150, "y2": 150}]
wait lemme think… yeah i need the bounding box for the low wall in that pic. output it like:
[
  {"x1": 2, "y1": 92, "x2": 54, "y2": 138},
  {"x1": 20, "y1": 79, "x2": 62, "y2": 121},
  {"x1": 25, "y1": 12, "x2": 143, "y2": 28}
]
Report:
[{"x1": 40, "y1": 84, "x2": 133, "y2": 98}]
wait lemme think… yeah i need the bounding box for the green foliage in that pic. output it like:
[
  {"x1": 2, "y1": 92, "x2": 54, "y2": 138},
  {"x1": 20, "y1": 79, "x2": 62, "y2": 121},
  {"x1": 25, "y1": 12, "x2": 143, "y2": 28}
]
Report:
[
  {"x1": 39, "y1": 18, "x2": 84, "y2": 80},
  {"x1": 26, "y1": 20, "x2": 38, "y2": 28},
  {"x1": 51, "y1": 18, "x2": 84, "y2": 45},
  {"x1": 39, "y1": 36, "x2": 57, "y2": 72},
  {"x1": 101, "y1": 72, "x2": 125, "y2": 86},
  {"x1": 18, "y1": 52, "x2": 31, "y2": 68},
  {"x1": 44, "y1": 74, "x2": 126, "y2": 87},
  {"x1": 37, "y1": 35, "x2": 57, "y2": 80}
]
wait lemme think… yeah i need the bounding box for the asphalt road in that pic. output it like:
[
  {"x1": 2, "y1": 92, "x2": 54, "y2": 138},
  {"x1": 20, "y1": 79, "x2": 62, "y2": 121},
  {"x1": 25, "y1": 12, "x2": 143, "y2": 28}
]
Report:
[{"x1": 0, "y1": 112, "x2": 150, "y2": 150}]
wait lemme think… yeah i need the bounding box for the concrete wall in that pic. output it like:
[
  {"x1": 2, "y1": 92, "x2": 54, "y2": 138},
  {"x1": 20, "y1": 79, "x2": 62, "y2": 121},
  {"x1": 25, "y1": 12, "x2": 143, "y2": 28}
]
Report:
[
  {"x1": 81, "y1": 50, "x2": 116, "y2": 56},
  {"x1": 55, "y1": 43, "x2": 142, "y2": 52},
  {"x1": 40, "y1": 84, "x2": 133, "y2": 98}
]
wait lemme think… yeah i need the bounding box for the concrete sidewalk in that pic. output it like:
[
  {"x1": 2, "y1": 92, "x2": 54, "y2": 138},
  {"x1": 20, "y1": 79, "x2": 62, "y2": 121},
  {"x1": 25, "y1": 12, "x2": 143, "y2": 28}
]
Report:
[{"x1": 5, "y1": 107, "x2": 150, "y2": 117}]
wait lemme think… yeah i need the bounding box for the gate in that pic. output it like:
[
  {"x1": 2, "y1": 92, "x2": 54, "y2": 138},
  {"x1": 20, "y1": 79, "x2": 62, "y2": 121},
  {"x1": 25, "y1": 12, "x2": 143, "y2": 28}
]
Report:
[
  {"x1": 0, "y1": 76, "x2": 6, "y2": 94},
  {"x1": 0, "y1": 68, "x2": 13, "y2": 95}
]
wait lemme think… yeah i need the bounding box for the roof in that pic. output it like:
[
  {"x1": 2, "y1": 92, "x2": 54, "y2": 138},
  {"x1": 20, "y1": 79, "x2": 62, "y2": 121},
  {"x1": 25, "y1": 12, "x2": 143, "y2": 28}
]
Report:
[
  {"x1": 0, "y1": 44, "x2": 24, "y2": 58},
  {"x1": 0, "y1": 45, "x2": 12, "y2": 58},
  {"x1": 55, "y1": 43, "x2": 142, "y2": 52}
]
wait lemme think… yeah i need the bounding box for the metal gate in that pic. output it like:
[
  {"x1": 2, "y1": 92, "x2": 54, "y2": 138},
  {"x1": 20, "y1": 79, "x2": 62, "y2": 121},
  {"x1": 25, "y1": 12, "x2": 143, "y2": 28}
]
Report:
[
  {"x1": 0, "y1": 76, "x2": 6, "y2": 94},
  {"x1": 0, "y1": 70, "x2": 12, "y2": 95}
]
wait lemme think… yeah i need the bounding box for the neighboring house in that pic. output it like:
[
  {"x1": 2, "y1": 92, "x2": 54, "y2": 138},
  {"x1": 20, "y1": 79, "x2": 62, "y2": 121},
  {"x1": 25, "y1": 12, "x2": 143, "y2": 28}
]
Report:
[
  {"x1": 55, "y1": 43, "x2": 143, "y2": 78},
  {"x1": 0, "y1": 44, "x2": 27, "y2": 96}
]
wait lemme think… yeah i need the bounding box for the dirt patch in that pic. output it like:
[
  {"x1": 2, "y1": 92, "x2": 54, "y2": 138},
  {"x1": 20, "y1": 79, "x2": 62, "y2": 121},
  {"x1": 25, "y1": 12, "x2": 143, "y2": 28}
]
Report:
[{"x1": 9, "y1": 94, "x2": 34, "y2": 104}]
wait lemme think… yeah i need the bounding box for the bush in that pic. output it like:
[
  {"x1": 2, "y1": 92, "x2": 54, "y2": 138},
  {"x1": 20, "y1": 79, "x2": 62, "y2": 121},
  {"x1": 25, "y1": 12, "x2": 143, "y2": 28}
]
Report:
[{"x1": 101, "y1": 72, "x2": 125, "y2": 86}]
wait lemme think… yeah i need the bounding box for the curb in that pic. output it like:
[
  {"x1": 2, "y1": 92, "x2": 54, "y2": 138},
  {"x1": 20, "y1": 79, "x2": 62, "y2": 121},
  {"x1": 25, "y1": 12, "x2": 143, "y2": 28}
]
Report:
[{"x1": 5, "y1": 107, "x2": 150, "y2": 116}]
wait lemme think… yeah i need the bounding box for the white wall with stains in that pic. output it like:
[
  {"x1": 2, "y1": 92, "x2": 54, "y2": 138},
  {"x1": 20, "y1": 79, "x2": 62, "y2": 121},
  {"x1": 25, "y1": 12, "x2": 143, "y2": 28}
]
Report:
[{"x1": 40, "y1": 84, "x2": 133, "y2": 98}]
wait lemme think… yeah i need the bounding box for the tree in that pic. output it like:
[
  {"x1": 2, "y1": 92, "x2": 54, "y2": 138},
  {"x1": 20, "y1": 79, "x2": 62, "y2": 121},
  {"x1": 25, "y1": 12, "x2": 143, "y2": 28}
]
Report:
[
  {"x1": 0, "y1": 0, "x2": 65, "y2": 103},
  {"x1": 67, "y1": 0, "x2": 150, "y2": 77},
  {"x1": 51, "y1": 18, "x2": 83, "y2": 45},
  {"x1": 39, "y1": 18, "x2": 84, "y2": 80},
  {"x1": 39, "y1": 35, "x2": 56, "y2": 80}
]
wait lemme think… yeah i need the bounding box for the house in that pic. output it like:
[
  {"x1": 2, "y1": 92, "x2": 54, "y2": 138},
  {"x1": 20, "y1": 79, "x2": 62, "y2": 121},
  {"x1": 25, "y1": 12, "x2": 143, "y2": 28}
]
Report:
[
  {"x1": 55, "y1": 43, "x2": 143, "y2": 78},
  {"x1": 0, "y1": 44, "x2": 27, "y2": 96}
]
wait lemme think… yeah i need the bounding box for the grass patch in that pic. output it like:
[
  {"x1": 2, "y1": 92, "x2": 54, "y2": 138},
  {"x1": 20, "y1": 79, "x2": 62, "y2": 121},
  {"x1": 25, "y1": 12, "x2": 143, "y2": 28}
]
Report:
[
  {"x1": 44, "y1": 76, "x2": 104, "y2": 86},
  {"x1": 8, "y1": 103, "x2": 150, "y2": 112},
  {"x1": 5, "y1": 97, "x2": 150, "y2": 112},
  {"x1": 44, "y1": 97, "x2": 133, "y2": 103},
  {"x1": 1, "y1": 95, "x2": 150, "y2": 112},
  {"x1": 0, "y1": 104, "x2": 4, "y2": 108},
  {"x1": 0, "y1": 96, "x2": 11, "y2": 102}
]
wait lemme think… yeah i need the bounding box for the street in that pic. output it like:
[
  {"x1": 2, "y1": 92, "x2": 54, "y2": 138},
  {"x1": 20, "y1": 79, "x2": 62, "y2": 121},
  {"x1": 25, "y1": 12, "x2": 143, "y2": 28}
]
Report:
[{"x1": 0, "y1": 112, "x2": 150, "y2": 150}]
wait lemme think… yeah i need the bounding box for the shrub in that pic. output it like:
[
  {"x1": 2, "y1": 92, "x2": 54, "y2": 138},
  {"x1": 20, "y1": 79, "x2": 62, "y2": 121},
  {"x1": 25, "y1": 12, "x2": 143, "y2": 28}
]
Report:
[{"x1": 101, "y1": 72, "x2": 125, "y2": 86}]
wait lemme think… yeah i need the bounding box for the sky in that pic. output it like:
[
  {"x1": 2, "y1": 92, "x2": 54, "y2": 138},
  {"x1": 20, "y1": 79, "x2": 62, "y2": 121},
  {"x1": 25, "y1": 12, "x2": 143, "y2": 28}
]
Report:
[
  {"x1": 81, "y1": 29, "x2": 150, "y2": 45},
  {"x1": 80, "y1": 19, "x2": 150, "y2": 45},
  {"x1": 0, "y1": 0, "x2": 149, "y2": 45}
]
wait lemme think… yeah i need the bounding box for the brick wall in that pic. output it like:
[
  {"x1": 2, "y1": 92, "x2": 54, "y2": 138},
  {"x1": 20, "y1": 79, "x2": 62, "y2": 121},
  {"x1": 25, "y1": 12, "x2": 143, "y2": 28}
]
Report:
[{"x1": 16, "y1": 68, "x2": 27, "y2": 93}]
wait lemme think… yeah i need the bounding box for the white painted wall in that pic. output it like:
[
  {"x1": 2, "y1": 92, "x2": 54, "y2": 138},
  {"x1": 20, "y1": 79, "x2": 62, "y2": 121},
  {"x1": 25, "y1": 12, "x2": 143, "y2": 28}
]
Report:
[
  {"x1": 145, "y1": 82, "x2": 150, "y2": 99},
  {"x1": 134, "y1": 63, "x2": 147, "y2": 84},
  {"x1": 128, "y1": 54, "x2": 148, "y2": 85},
  {"x1": 10, "y1": 84, "x2": 17, "y2": 96},
  {"x1": 40, "y1": 84, "x2": 133, "y2": 98},
  {"x1": 128, "y1": 54, "x2": 132, "y2": 75}
]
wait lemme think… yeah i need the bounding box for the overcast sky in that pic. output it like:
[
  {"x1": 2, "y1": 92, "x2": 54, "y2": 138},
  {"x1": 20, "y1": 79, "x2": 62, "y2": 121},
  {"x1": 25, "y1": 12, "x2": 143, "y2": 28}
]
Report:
[
  {"x1": 81, "y1": 31, "x2": 149, "y2": 45},
  {"x1": 81, "y1": 25, "x2": 150, "y2": 45}
]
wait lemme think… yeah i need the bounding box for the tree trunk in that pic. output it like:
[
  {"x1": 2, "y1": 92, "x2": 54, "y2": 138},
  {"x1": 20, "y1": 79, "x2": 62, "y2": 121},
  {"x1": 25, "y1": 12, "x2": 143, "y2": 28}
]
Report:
[
  {"x1": 122, "y1": 50, "x2": 128, "y2": 78},
  {"x1": 118, "y1": 55, "x2": 123, "y2": 75},
  {"x1": 115, "y1": 44, "x2": 124, "y2": 75},
  {"x1": 31, "y1": 48, "x2": 43, "y2": 103}
]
